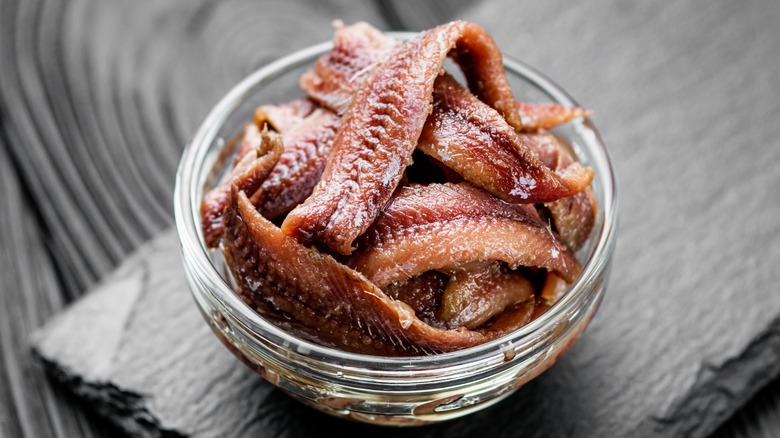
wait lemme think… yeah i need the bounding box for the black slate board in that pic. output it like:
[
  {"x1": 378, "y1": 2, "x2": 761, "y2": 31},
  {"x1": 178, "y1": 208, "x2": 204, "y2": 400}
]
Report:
[
  {"x1": 715, "y1": 378, "x2": 780, "y2": 438},
  {"x1": 7, "y1": 0, "x2": 780, "y2": 436}
]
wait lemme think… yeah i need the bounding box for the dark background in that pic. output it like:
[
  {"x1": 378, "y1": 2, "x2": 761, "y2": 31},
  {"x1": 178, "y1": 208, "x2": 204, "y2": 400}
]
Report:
[{"x1": 2, "y1": 0, "x2": 779, "y2": 436}]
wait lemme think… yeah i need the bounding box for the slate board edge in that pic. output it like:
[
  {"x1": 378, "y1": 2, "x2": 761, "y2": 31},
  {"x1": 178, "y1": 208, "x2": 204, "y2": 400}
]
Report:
[
  {"x1": 31, "y1": 352, "x2": 180, "y2": 438},
  {"x1": 27, "y1": 232, "x2": 183, "y2": 438},
  {"x1": 651, "y1": 314, "x2": 780, "y2": 437}
]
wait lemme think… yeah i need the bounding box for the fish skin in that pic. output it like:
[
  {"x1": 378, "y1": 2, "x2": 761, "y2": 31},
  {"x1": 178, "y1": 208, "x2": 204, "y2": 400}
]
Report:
[
  {"x1": 251, "y1": 108, "x2": 340, "y2": 219},
  {"x1": 522, "y1": 132, "x2": 598, "y2": 251},
  {"x1": 201, "y1": 127, "x2": 283, "y2": 248},
  {"x1": 300, "y1": 22, "x2": 397, "y2": 114},
  {"x1": 515, "y1": 101, "x2": 590, "y2": 132},
  {"x1": 383, "y1": 271, "x2": 449, "y2": 329},
  {"x1": 348, "y1": 183, "x2": 581, "y2": 287},
  {"x1": 223, "y1": 189, "x2": 496, "y2": 355},
  {"x1": 418, "y1": 74, "x2": 594, "y2": 204},
  {"x1": 284, "y1": 21, "x2": 522, "y2": 255},
  {"x1": 438, "y1": 262, "x2": 535, "y2": 330}
]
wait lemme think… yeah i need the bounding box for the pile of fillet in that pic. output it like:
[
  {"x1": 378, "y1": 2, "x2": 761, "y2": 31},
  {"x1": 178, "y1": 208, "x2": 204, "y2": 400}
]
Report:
[{"x1": 201, "y1": 21, "x2": 596, "y2": 356}]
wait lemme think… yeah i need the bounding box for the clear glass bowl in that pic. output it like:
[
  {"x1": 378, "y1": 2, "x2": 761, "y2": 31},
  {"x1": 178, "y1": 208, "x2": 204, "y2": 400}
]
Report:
[{"x1": 174, "y1": 33, "x2": 618, "y2": 426}]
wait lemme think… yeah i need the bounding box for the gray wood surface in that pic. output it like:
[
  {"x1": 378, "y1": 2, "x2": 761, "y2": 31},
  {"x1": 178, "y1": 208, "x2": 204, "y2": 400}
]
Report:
[
  {"x1": 3, "y1": 0, "x2": 780, "y2": 436},
  {"x1": 0, "y1": 140, "x2": 114, "y2": 437}
]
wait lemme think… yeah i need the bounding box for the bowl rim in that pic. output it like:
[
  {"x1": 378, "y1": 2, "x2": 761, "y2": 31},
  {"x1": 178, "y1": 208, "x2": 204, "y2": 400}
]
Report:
[{"x1": 174, "y1": 32, "x2": 618, "y2": 369}]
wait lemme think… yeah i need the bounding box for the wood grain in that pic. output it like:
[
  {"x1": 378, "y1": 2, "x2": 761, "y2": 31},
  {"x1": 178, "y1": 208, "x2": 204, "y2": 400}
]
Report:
[{"x1": 0, "y1": 139, "x2": 114, "y2": 437}]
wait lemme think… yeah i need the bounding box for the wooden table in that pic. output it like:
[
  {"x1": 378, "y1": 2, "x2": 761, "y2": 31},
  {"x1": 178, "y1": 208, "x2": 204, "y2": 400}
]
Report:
[{"x1": 2, "y1": 0, "x2": 779, "y2": 436}]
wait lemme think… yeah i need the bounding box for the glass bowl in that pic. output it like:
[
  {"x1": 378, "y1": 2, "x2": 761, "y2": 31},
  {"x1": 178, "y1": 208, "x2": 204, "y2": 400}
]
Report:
[{"x1": 174, "y1": 33, "x2": 618, "y2": 426}]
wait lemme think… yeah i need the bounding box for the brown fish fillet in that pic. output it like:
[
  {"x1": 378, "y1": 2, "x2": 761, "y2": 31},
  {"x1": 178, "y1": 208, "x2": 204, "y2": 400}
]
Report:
[
  {"x1": 251, "y1": 108, "x2": 340, "y2": 219},
  {"x1": 522, "y1": 132, "x2": 597, "y2": 250},
  {"x1": 301, "y1": 22, "x2": 588, "y2": 136},
  {"x1": 438, "y1": 262, "x2": 535, "y2": 330},
  {"x1": 515, "y1": 101, "x2": 590, "y2": 132},
  {"x1": 481, "y1": 299, "x2": 536, "y2": 336},
  {"x1": 201, "y1": 127, "x2": 283, "y2": 247},
  {"x1": 438, "y1": 263, "x2": 532, "y2": 329},
  {"x1": 300, "y1": 22, "x2": 397, "y2": 114},
  {"x1": 418, "y1": 74, "x2": 594, "y2": 204},
  {"x1": 383, "y1": 271, "x2": 448, "y2": 329},
  {"x1": 348, "y1": 183, "x2": 580, "y2": 287},
  {"x1": 254, "y1": 98, "x2": 317, "y2": 133},
  {"x1": 299, "y1": 23, "x2": 593, "y2": 208},
  {"x1": 236, "y1": 99, "x2": 316, "y2": 160},
  {"x1": 540, "y1": 272, "x2": 569, "y2": 305},
  {"x1": 284, "y1": 21, "x2": 521, "y2": 255},
  {"x1": 301, "y1": 21, "x2": 523, "y2": 126},
  {"x1": 223, "y1": 189, "x2": 499, "y2": 356}
]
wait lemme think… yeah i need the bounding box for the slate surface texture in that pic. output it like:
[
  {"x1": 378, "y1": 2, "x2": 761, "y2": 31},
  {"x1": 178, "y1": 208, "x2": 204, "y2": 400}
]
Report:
[{"x1": 3, "y1": 0, "x2": 780, "y2": 437}]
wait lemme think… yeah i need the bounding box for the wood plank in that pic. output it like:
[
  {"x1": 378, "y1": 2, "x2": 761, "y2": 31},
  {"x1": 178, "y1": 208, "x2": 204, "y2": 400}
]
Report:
[{"x1": 0, "y1": 140, "x2": 113, "y2": 438}]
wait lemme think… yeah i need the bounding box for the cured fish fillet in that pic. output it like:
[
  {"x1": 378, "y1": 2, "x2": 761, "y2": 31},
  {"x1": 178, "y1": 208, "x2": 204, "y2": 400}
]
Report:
[
  {"x1": 300, "y1": 22, "x2": 397, "y2": 114},
  {"x1": 222, "y1": 189, "x2": 549, "y2": 355},
  {"x1": 438, "y1": 262, "x2": 535, "y2": 330},
  {"x1": 418, "y1": 74, "x2": 594, "y2": 203},
  {"x1": 201, "y1": 127, "x2": 283, "y2": 247},
  {"x1": 251, "y1": 108, "x2": 340, "y2": 219},
  {"x1": 348, "y1": 183, "x2": 580, "y2": 286},
  {"x1": 204, "y1": 22, "x2": 598, "y2": 355},
  {"x1": 522, "y1": 132, "x2": 597, "y2": 250},
  {"x1": 515, "y1": 101, "x2": 590, "y2": 132},
  {"x1": 284, "y1": 21, "x2": 522, "y2": 255}
]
